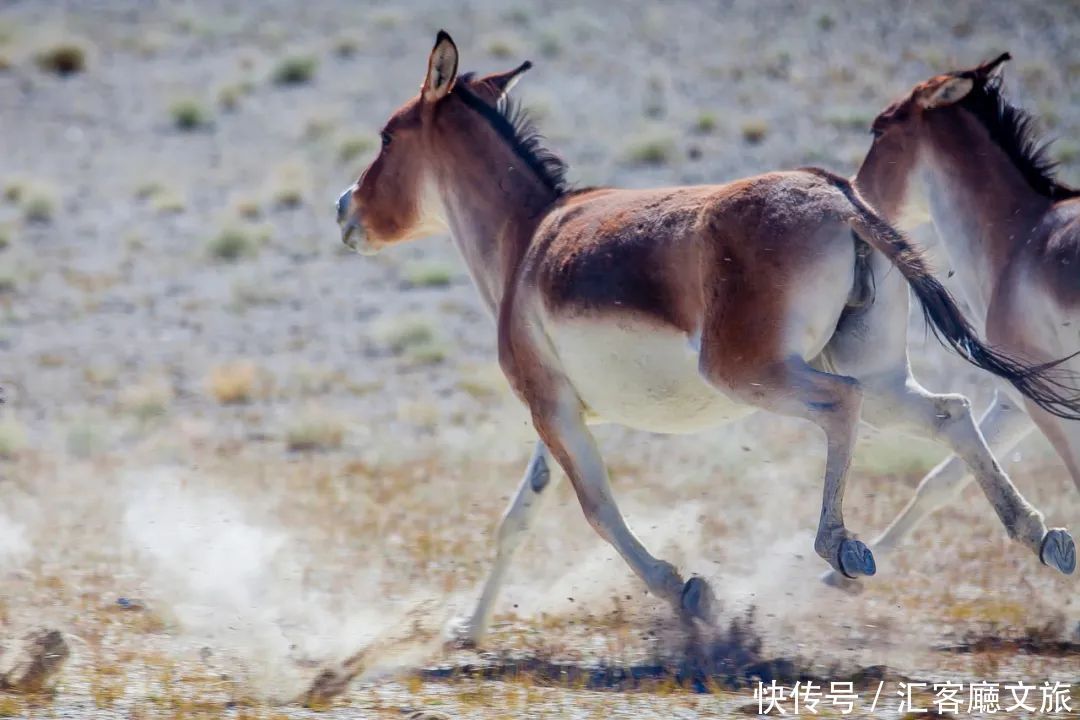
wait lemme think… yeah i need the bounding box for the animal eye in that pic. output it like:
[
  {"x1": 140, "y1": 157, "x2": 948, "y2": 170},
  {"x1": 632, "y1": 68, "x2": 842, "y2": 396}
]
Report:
[
  {"x1": 869, "y1": 126, "x2": 884, "y2": 139},
  {"x1": 380, "y1": 131, "x2": 392, "y2": 147}
]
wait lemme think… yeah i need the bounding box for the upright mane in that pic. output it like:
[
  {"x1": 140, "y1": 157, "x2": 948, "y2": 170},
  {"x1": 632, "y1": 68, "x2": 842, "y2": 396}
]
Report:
[
  {"x1": 454, "y1": 72, "x2": 570, "y2": 197},
  {"x1": 959, "y1": 74, "x2": 1080, "y2": 201}
]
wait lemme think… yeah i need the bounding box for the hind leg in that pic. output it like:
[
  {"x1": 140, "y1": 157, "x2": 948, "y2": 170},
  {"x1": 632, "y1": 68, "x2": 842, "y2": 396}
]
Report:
[
  {"x1": 822, "y1": 391, "x2": 1035, "y2": 590},
  {"x1": 702, "y1": 354, "x2": 871, "y2": 577},
  {"x1": 859, "y1": 374, "x2": 1073, "y2": 575}
]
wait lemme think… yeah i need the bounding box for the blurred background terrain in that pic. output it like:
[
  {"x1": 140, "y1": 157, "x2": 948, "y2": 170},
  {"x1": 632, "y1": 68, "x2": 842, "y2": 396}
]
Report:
[{"x1": 0, "y1": 0, "x2": 1078, "y2": 717}]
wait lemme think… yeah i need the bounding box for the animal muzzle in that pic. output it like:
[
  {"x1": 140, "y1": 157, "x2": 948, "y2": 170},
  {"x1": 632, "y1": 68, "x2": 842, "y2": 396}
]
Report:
[{"x1": 335, "y1": 185, "x2": 365, "y2": 252}]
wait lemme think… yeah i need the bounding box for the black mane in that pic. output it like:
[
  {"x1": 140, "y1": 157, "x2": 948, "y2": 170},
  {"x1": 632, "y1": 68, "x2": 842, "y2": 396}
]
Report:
[
  {"x1": 454, "y1": 72, "x2": 570, "y2": 197},
  {"x1": 959, "y1": 74, "x2": 1080, "y2": 200}
]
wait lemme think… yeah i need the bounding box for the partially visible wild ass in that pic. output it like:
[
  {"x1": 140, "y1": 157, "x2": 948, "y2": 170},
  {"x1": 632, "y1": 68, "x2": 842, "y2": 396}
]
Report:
[
  {"x1": 335, "y1": 34, "x2": 1076, "y2": 645},
  {"x1": 824, "y1": 53, "x2": 1080, "y2": 589}
]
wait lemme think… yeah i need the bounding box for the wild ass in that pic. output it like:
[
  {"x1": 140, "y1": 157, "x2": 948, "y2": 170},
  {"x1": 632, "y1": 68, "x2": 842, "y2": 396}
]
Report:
[
  {"x1": 824, "y1": 53, "x2": 1080, "y2": 589},
  {"x1": 335, "y1": 34, "x2": 1076, "y2": 645}
]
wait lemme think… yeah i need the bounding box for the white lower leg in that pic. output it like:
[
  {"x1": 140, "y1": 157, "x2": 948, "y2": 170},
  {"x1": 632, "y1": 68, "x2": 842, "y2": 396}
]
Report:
[
  {"x1": 462, "y1": 441, "x2": 557, "y2": 643},
  {"x1": 872, "y1": 393, "x2": 1033, "y2": 557}
]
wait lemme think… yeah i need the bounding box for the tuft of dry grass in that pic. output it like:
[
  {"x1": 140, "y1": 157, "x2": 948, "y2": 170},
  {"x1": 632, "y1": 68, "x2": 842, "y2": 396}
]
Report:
[
  {"x1": 34, "y1": 40, "x2": 88, "y2": 75},
  {"x1": 332, "y1": 36, "x2": 360, "y2": 58},
  {"x1": 217, "y1": 80, "x2": 254, "y2": 111},
  {"x1": 206, "y1": 360, "x2": 263, "y2": 404},
  {"x1": 268, "y1": 162, "x2": 310, "y2": 209},
  {"x1": 694, "y1": 111, "x2": 718, "y2": 134},
  {"x1": 485, "y1": 36, "x2": 518, "y2": 60},
  {"x1": 5, "y1": 179, "x2": 56, "y2": 222},
  {"x1": 150, "y1": 188, "x2": 186, "y2": 214},
  {"x1": 206, "y1": 225, "x2": 258, "y2": 262},
  {"x1": 272, "y1": 55, "x2": 317, "y2": 85},
  {"x1": 0, "y1": 266, "x2": 16, "y2": 295},
  {"x1": 118, "y1": 377, "x2": 173, "y2": 422},
  {"x1": 170, "y1": 98, "x2": 210, "y2": 131},
  {"x1": 285, "y1": 410, "x2": 346, "y2": 452},
  {"x1": 22, "y1": 188, "x2": 54, "y2": 223},
  {"x1": 623, "y1": 132, "x2": 676, "y2": 166},
  {"x1": 372, "y1": 313, "x2": 436, "y2": 353},
  {"x1": 0, "y1": 415, "x2": 27, "y2": 458},
  {"x1": 739, "y1": 119, "x2": 769, "y2": 145},
  {"x1": 403, "y1": 260, "x2": 454, "y2": 288}
]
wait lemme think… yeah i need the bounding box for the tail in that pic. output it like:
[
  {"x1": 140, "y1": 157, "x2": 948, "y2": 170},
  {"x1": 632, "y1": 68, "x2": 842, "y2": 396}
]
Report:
[{"x1": 809, "y1": 168, "x2": 1080, "y2": 420}]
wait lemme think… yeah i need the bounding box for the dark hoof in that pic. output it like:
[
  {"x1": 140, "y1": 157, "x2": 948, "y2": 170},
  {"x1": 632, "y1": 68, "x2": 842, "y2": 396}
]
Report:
[
  {"x1": 680, "y1": 576, "x2": 716, "y2": 623},
  {"x1": 820, "y1": 567, "x2": 865, "y2": 595},
  {"x1": 838, "y1": 539, "x2": 876, "y2": 579},
  {"x1": 1041, "y1": 528, "x2": 1076, "y2": 575}
]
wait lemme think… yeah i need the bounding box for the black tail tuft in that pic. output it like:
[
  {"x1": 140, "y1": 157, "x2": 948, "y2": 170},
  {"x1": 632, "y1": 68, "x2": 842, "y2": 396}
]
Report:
[
  {"x1": 909, "y1": 272, "x2": 1080, "y2": 420},
  {"x1": 814, "y1": 166, "x2": 1080, "y2": 419}
]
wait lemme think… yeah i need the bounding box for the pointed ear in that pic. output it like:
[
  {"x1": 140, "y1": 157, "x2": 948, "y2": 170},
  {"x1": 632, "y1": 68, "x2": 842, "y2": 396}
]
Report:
[
  {"x1": 484, "y1": 60, "x2": 532, "y2": 101},
  {"x1": 920, "y1": 76, "x2": 974, "y2": 109},
  {"x1": 423, "y1": 30, "x2": 458, "y2": 103},
  {"x1": 976, "y1": 51, "x2": 1011, "y2": 80}
]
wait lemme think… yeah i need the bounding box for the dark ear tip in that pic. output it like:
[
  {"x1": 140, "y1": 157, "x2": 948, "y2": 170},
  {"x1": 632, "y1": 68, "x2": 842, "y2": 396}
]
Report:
[
  {"x1": 435, "y1": 29, "x2": 454, "y2": 46},
  {"x1": 520, "y1": 60, "x2": 534, "y2": 72}
]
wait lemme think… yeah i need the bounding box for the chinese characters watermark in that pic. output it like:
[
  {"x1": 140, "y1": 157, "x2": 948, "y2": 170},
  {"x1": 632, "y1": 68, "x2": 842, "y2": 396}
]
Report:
[{"x1": 753, "y1": 680, "x2": 1073, "y2": 715}]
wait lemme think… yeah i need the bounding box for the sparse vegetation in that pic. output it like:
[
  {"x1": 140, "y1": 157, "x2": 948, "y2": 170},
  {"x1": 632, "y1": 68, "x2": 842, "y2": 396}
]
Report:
[
  {"x1": 740, "y1": 119, "x2": 769, "y2": 144},
  {"x1": 268, "y1": 162, "x2": 310, "y2": 208},
  {"x1": 206, "y1": 360, "x2": 265, "y2": 404},
  {"x1": 285, "y1": 410, "x2": 345, "y2": 451},
  {"x1": 206, "y1": 225, "x2": 257, "y2": 261},
  {"x1": 0, "y1": 266, "x2": 16, "y2": 294},
  {"x1": 333, "y1": 36, "x2": 360, "y2": 57},
  {"x1": 372, "y1": 313, "x2": 437, "y2": 354},
  {"x1": 118, "y1": 377, "x2": 173, "y2": 422},
  {"x1": 694, "y1": 111, "x2": 718, "y2": 134},
  {"x1": 0, "y1": 415, "x2": 27, "y2": 458},
  {"x1": 217, "y1": 81, "x2": 254, "y2": 111},
  {"x1": 22, "y1": 188, "x2": 54, "y2": 223},
  {"x1": 537, "y1": 32, "x2": 561, "y2": 58},
  {"x1": 623, "y1": 132, "x2": 676, "y2": 166},
  {"x1": 150, "y1": 188, "x2": 186, "y2": 214},
  {"x1": 170, "y1": 98, "x2": 210, "y2": 130},
  {"x1": 486, "y1": 37, "x2": 517, "y2": 60},
  {"x1": 272, "y1": 55, "x2": 317, "y2": 85},
  {"x1": 403, "y1": 260, "x2": 454, "y2": 288},
  {"x1": 1057, "y1": 139, "x2": 1080, "y2": 166},
  {"x1": 339, "y1": 135, "x2": 375, "y2": 164},
  {"x1": 230, "y1": 195, "x2": 261, "y2": 220},
  {"x1": 34, "y1": 40, "x2": 88, "y2": 75}
]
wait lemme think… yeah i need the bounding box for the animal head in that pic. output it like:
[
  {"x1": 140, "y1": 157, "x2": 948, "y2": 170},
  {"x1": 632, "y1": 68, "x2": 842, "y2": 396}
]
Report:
[
  {"x1": 335, "y1": 30, "x2": 534, "y2": 254},
  {"x1": 855, "y1": 53, "x2": 1012, "y2": 228}
]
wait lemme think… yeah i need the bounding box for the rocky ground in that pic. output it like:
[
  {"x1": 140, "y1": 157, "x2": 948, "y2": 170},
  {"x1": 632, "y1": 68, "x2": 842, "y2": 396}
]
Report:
[{"x1": 1, "y1": 0, "x2": 1079, "y2": 717}]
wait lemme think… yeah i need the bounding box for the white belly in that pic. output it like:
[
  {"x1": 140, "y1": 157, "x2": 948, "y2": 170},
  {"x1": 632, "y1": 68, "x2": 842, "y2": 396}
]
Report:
[{"x1": 546, "y1": 318, "x2": 752, "y2": 433}]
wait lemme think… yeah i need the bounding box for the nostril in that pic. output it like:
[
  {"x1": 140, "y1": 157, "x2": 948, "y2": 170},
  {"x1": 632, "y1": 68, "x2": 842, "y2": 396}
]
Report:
[{"x1": 336, "y1": 189, "x2": 352, "y2": 224}]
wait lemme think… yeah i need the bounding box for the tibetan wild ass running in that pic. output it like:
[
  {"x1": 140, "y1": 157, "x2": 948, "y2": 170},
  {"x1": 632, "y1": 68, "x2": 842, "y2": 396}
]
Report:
[
  {"x1": 335, "y1": 34, "x2": 1077, "y2": 645},
  {"x1": 824, "y1": 53, "x2": 1080, "y2": 589}
]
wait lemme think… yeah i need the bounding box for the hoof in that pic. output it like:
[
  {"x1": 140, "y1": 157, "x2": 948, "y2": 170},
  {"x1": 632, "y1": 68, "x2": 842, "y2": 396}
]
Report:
[
  {"x1": 1040, "y1": 528, "x2": 1076, "y2": 575},
  {"x1": 838, "y1": 539, "x2": 876, "y2": 579},
  {"x1": 820, "y1": 568, "x2": 865, "y2": 595},
  {"x1": 443, "y1": 617, "x2": 482, "y2": 650},
  {"x1": 680, "y1": 576, "x2": 716, "y2": 623}
]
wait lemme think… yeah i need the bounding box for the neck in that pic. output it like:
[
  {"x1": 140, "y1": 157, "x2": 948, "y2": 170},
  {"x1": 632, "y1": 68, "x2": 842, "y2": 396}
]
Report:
[
  {"x1": 920, "y1": 124, "x2": 1052, "y2": 323},
  {"x1": 433, "y1": 143, "x2": 559, "y2": 315}
]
